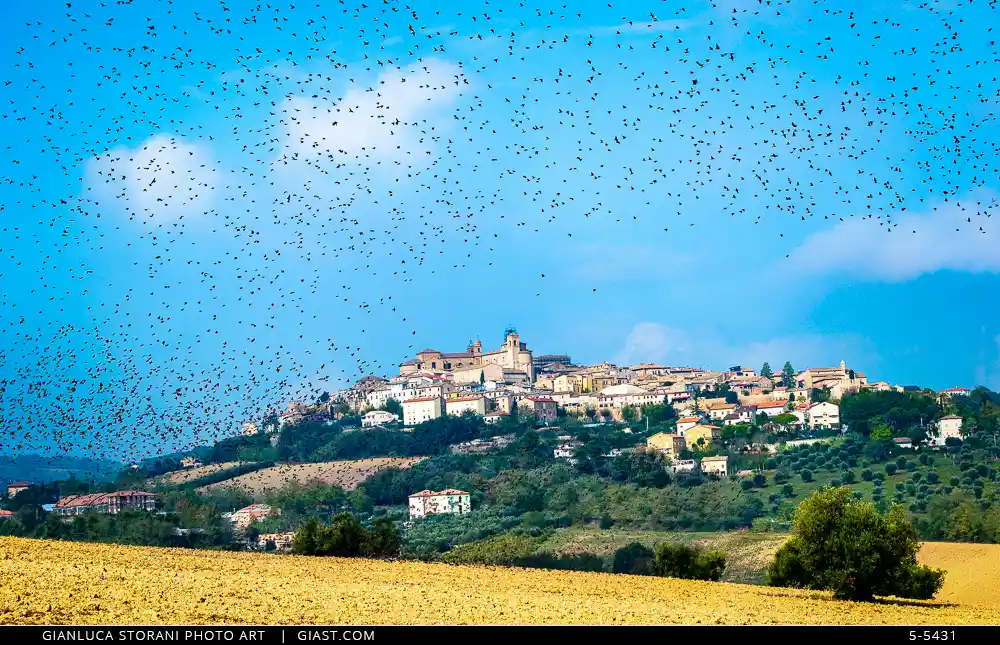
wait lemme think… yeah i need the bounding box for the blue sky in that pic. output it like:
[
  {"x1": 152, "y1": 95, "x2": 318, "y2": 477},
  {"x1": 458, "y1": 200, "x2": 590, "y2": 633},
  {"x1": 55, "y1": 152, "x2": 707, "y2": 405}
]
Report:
[{"x1": 2, "y1": 0, "x2": 1000, "y2": 458}]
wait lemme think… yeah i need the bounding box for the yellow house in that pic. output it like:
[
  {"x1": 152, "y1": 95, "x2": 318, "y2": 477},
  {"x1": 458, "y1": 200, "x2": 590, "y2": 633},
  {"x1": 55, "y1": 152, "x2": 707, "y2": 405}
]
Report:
[
  {"x1": 684, "y1": 424, "x2": 722, "y2": 450},
  {"x1": 646, "y1": 432, "x2": 686, "y2": 459}
]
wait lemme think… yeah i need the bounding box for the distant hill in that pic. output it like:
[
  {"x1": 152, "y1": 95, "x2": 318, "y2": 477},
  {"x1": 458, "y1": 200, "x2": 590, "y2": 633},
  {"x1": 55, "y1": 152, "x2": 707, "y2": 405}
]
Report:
[{"x1": 0, "y1": 454, "x2": 121, "y2": 486}]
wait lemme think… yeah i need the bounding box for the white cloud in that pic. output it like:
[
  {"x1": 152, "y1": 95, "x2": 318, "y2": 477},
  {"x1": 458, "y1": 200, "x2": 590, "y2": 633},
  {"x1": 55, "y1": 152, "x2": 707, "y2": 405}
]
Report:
[
  {"x1": 782, "y1": 200, "x2": 1000, "y2": 283},
  {"x1": 85, "y1": 134, "x2": 218, "y2": 221},
  {"x1": 613, "y1": 322, "x2": 872, "y2": 373},
  {"x1": 278, "y1": 59, "x2": 466, "y2": 165}
]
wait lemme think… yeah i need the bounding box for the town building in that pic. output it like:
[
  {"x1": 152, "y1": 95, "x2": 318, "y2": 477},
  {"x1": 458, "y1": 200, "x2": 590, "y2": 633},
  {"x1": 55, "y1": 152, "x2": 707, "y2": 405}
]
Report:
[
  {"x1": 362, "y1": 410, "x2": 400, "y2": 427},
  {"x1": 806, "y1": 401, "x2": 841, "y2": 429},
  {"x1": 484, "y1": 411, "x2": 509, "y2": 425},
  {"x1": 446, "y1": 396, "x2": 488, "y2": 417},
  {"x1": 519, "y1": 396, "x2": 558, "y2": 423},
  {"x1": 700, "y1": 455, "x2": 729, "y2": 478},
  {"x1": 795, "y1": 361, "x2": 867, "y2": 400},
  {"x1": 707, "y1": 402, "x2": 737, "y2": 421},
  {"x1": 180, "y1": 457, "x2": 203, "y2": 469},
  {"x1": 684, "y1": 424, "x2": 723, "y2": 450},
  {"x1": 53, "y1": 491, "x2": 158, "y2": 517},
  {"x1": 6, "y1": 481, "x2": 31, "y2": 498},
  {"x1": 755, "y1": 400, "x2": 790, "y2": 419},
  {"x1": 241, "y1": 421, "x2": 259, "y2": 436},
  {"x1": 408, "y1": 489, "x2": 472, "y2": 519},
  {"x1": 676, "y1": 416, "x2": 705, "y2": 434},
  {"x1": 646, "y1": 432, "x2": 686, "y2": 459},
  {"x1": 402, "y1": 396, "x2": 444, "y2": 427},
  {"x1": 399, "y1": 328, "x2": 537, "y2": 383}
]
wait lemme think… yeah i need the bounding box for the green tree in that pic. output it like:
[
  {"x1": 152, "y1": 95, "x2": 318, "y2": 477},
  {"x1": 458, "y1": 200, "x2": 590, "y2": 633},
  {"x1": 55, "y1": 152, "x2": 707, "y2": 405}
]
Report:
[
  {"x1": 383, "y1": 398, "x2": 403, "y2": 417},
  {"x1": 653, "y1": 543, "x2": 727, "y2": 581},
  {"x1": 765, "y1": 487, "x2": 945, "y2": 601},
  {"x1": 761, "y1": 362, "x2": 773, "y2": 378},
  {"x1": 781, "y1": 362, "x2": 796, "y2": 389},
  {"x1": 621, "y1": 405, "x2": 637, "y2": 423},
  {"x1": 612, "y1": 542, "x2": 656, "y2": 576},
  {"x1": 292, "y1": 517, "x2": 320, "y2": 555}
]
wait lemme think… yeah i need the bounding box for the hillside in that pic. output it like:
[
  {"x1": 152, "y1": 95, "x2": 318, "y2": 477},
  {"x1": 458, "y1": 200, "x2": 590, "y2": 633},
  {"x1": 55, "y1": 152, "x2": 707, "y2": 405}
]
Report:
[
  {"x1": 0, "y1": 454, "x2": 120, "y2": 485},
  {"x1": 0, "y1": 537, "x2": 996, "y2": 625},
  {"x1": 196, "y1": 457, "x2": 428, "y2": 495},
  {"x1": 154, "y1": 461, "x2": 252, "y2": 486}
]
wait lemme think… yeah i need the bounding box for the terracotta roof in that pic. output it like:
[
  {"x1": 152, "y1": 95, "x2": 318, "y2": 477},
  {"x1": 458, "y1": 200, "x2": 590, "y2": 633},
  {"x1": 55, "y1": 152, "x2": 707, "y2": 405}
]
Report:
[
  {"x1": 54, "y1": 493, "x2": 109, "y2": 508},
  {"x1": 441, "y1": 352, "x2": 476, "y2": 359},
  {"x1": 484, "y1": 411, "x2": 509, "y2": 416},
  {"x1": 0, "y1": 510, "x2": 13, "y2": 517},
  {"x1": 410, "y1": 489, "x2": 471, "y2": 498},
  {"x1": 525, "y1": 397, "x2": 555, "y2": 403},
  {"x1": 418, "y1": 348, "x2": 440, "y2": 354},
  {"x1": 756, "y1": 401, "x2": 787, "y2": 409},
  {"x1": 940, "y1": 415, "x2": 963, "y2": 420},
  {"x1": 678, "y1": 416, "x2": 702, "y2": 423},
  {"x1": 701, "y1": 455, "x2": 728, "y2": 462},
  {"x1": 447, "y1": 396, "x2": 483, "y2": 403},
  {"x1": 7, "y1": 481, "x2": 31, "y2": 488},
  {"x1": 941, "y1": 387, "x2": 969, "y2": 393}
]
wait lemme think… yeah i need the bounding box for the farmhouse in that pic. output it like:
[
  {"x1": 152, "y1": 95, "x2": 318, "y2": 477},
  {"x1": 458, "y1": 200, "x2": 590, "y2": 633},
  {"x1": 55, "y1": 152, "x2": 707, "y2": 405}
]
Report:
[
  {"x1": 408, "y1": 489, "x2": 472, "y2": 519},
  {"x1": 700, "y1": 455, "x2": 729, "y2": 478},
  {"x1": 6, "y1": 481, "x2": 31, "y2": 498},
  {"x1": 53, "y1": 491, "x2": 158, "y2": 517},
  {"x1": 806, "y1": 401, "x2": 840, "y2": 429},
  {"x1": 519, "y1": 396, "x2": 558, "y2": 423},
  {"x1": 226, "y1": 503, "x2": 280, "y2": 530},
  {"x1": 935, "y1": 415, "x2": 964, "y2": 446},
  {"x1": 363, "y1": 410, "x2": 400, "y2": 427}
]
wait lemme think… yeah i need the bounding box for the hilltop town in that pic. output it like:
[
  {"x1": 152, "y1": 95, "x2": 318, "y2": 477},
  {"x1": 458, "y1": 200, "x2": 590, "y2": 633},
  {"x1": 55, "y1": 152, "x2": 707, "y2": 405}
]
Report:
[{"x1": 1, "y1": 326, "x2": 988, "y2": 566}]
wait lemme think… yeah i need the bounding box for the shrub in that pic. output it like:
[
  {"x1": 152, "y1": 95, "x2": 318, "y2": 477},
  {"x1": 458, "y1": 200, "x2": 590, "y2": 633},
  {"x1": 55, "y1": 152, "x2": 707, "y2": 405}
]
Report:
[
  {"x1": 765, "y1": 488, "x2": 945, "y2": 601},
  {"x1": 740, "y1": 480, "x2": 754, "y2": 491},
  {"x1": 885, "y1": 463, "x2": 898, "y2": 476},
  {"x1": 861, "y1": 468, "x2": 873, "y2": 482},
  {"x1": 653, "y1": 542, "x2": 726, "y2": 582},
  {"x1": 782, "y1": 484, "x2": 794, "y2": 498},
  {"x1": 841, "y1": 470, "x2": 857, "y2": 485},
  {"x1": 800, "y1": 469, "x2": 814, "y2": 483},
  {"x1": 611, "y1": 542, "x2": 656, "y2": 576}
]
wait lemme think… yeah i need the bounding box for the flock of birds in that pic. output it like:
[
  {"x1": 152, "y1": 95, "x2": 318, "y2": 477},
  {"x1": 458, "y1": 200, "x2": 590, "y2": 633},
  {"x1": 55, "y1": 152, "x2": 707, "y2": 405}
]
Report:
[{"x1": 0, "y1": 0, "x2": 998, "y2": 471}]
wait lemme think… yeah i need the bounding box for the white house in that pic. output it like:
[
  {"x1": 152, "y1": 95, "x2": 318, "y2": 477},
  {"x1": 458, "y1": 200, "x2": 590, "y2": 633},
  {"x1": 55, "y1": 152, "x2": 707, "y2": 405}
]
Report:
[
  {"x1": 754, "y1": 400, "x2": 790, "y2": 419},
  {"x1": 700, "y1": 455, "x2": 729, "y2": 478},
  {"x1": 362, "y1": 410, "x2": 399, "y2": 427},
  {"x1": 806, "y1": 401, "x2": 840, "y2": 429},
  {"x1": 484, "y1": 411, "x2": 508, "y2": 425},
  {"x1": 554, "y1": 441, "x2": 583, "y2": 460},
  {"x1": 402, "y1": 396, "x2": 444, "y2": 426},
  {"x1": 708, "y1": 403, "x2": 737, "y2": 421},
  {"x1": 676, "y1": 416, "x2": 703, "y2": 434},
  {"x1": 935, "y1": 415, "x2": 964, "y2": 446},
  {"x1": 669, "y1": 459, "x2": 697, "y2": 474},
  {"x1": 408, "y1": 489, "x2": 471, "y2": 519}
]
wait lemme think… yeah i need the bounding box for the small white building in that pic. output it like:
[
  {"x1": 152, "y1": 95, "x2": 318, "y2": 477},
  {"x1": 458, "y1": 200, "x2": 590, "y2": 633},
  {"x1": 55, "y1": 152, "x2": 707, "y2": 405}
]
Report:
[
  {"x1": 700, "y1": 455, "x2": 729, "y2": 478},
  {"x1": 554, "y1": 441, "x2": 583, "y2": 460},
  {"x1": 363, "y1": 410, "x2": 400, "y2": 427},
  {"x1": 669, "y1": 459, "x2": 697, "y2": 474},
  {"x1": 484, "y1": 411, "x2": 508, "y2": 425},
  {"x1": 241, "y1": 422, "x2": 259, "y2": 436},
  {"x1": 408, "y1": 489, "x2": 471, "y2": 520},
  {"x1": 402, "y1": 396, "x2": 444, "y2": 427},
  {"x1": 676, "y1": 416, "x2": 703, "y2": 434},
  {"x1": 807, "y1": 401, "x2": 840, "y2": 429},
  {"x1": 935, "y1": 415, "x2": 964, "y2": 446}
]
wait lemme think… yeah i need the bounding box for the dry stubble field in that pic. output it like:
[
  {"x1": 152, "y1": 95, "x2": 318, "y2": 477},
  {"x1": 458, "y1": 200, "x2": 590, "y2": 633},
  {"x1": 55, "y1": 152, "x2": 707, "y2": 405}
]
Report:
[
  {"x1": 0, "y1": 537, "x2": 998, "y2": 625},
  {"x1": 196, "y1": 457, "x2": 427, "y2": 495}
]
